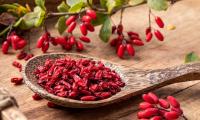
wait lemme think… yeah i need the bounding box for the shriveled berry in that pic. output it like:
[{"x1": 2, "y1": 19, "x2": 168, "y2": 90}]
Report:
[
  {"x1": 86, "y1": 9, "x2": 96, "y2": 19},
  {"x1": 2, "y1": 41, "x2": 9, "y2": 54},
  {"x1": 81, "y1": 96, "x2": 96, "y2": 101},
  {"x1": 11, "y1": 77, "x2": 23, "y2": 85},
  {"x1": 67, "y1": 21, "x2": 76, "y2": 33},
  {"x1": 47, "y1": 102, "x2": 58, "y2": 108},
  {"x1": 167, "y1": 96, "x2": 180, "y2": 108},
  {"x1": 32, "y1": 93, "x2": 43, "y2": 100},
  {"x1": 79, "y1": 36, "x2": 91, "y2": 43},
  {"x1": 24, "y1": 54, "x2": 34, "y2": 61},
  {"x1": 117, "y1": 24, "x2": 123, "y2": 35},
  {"x1": 17, "y1": 51, "x2": 27, "y2": 60},
  {"x1": 154, "y1": 30, "x2": 164, "y2": 41},
  {"x1": 155, "y1": 16, "x2": 164, "y2": 28},
  {"x1": 65, "y1": 15, "x2": 76, "y2": 26}
]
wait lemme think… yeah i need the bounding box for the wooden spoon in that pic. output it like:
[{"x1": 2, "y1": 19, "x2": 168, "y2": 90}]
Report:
[{"x1": 22, "y1": 53, "x2": 200, "y2": 108}]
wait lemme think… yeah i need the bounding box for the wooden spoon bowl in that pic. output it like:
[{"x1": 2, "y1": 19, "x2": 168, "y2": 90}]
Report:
[{"x1": 22, "y1": 53, "x2": 200, "y2": 108}]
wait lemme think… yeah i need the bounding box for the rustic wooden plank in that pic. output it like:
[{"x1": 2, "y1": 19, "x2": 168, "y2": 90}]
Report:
[{"x1": 0, "y1": 0, "x2": 200, "y2": 119}]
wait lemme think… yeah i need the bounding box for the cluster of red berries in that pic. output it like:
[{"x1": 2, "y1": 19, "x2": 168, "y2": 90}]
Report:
[
  {"x1": 11, "y1": 61, "x2": 23, "y2": 85},
  {"x1": 145, "y1": 16, "x2": 165, "y2": 42},
  {"x1": 36, "y1": 9, "x2": 96, "y2": 53},
  {"x1": 110, "y1": 24, "x2": 144, "y2": 58},
  {"x1": 138, "y1": 92, "x2": 184, "y2": 120},
  {"x1": 2, "y1": 32, "x2": 27, "y2": 54}
]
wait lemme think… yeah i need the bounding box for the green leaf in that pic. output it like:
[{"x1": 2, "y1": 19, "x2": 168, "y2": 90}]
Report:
[
  {"x1": 68, "y1": 2, "x2": 84, "y2": 13},
  {"x1": 129, "y1": 0, "x2": 145, "y2": 6},
  {"x1": 55, "y1": 16, "x2": 68, "y2": 35},
  {"x1": 185, "y1": 52, "x2": 200, "y2": 63},
  {"x1": 106, "y1": 0, "x2": 116, "y2": 13},
  {"x1": 35, "y1": 0, "x2": 46, "y2": 11},
  {"x1": 57, "y1": 1, "x2": 69, "y2": 12},
  {"x1": 147, "y1": 0, "x2": 168, "y2": 11},
  {"x1": 66, "y1": 0, "x2": 83, "y2": 7},
  {"x1": 91, "y1": 13, "x2": 108, "y2": 26},
  {"x1": 100, "y1": 0, "x2": 107, "y2": 8},
  {"x1": 99, "y1": 17, "x2": 112, "y2": 42},
  {"x1": 115, "y1": 0, "x2": 126, "y2": 7},
  {"x1": 19, "y1": 6, "x2": 46, "y2": 29}
]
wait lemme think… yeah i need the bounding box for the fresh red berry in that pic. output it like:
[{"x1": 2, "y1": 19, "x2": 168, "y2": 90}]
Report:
[
  {"x1": 42, "y1": 42, "x2": 49, "y2": 53},
  {"x1": 167, "y1": 96, "x2": 180, "y2": 108},
  {"x1": 80, "y1": 23, "x2": 88, "y2": 36},
  {"x1": 112, "y1": 26, "x2": 117, "y2": 34},
  {"x1": 150, "y1": 116, "x2": 162, "y2": 120},
  {"x1": 67, "y1": 21, "x2": 76, "y2": 33},
  {"x1": 117, "y1": 44, "x2": 125, "y2": 58},
  {"x1": 126, "y1": 44, "x2": 135, "y2": 56},
  {"x1": 86, "y1": 9, "x2": 97, "y2": 19},
  {"x1": 164, "y1": 111, "x2": 179, "y2": 120},
  {"x1": 159, "y1": 99, "x2": 170, "y2": 109},
  {"x1": 69, "y1": 36, "x2": 76, "y2": 45},
  {"x1": 132, "y1": 39, "x2": 144, "y2": 46},
  {"x1": 55, "y1": 37, "x2": 67, "y2": 45},
  {"x1": 127, "y1": 31, "x2": 139, "y2": 37},
  {"x1": 2, "y1": 41, "x2": 9, "y2": 54},
  {"x1": 79, "y1": 36, "x2": 91, "y2": 43},
  {"x1": 155, "y1": 16, "x2": 164, "y2": 28},
  {"x1": 117, "y1": 24, "x2": 123, "y2": 35},
  {"x1": 154, "y1": 30, "x2": 164, "y2": 41},
  {"x1": 82, "y1": 15, "x2": 92, "y2": 23},
  {"x1": 148, "y1": 92, "x2": 159, "y2": 104},
  {"x1": 11, "y1": 35, "x2": 20, "y2": 50},
  {"x1": 146, "y1": 32, "x2": 153, "y2": 42},
  {"x1": 139, "y1": 102, "x2": 154, "y2": 110},
  {"x1": 76, "y1": 41, "x2": 84, "y2": 51},
  {"x1": 37, "y1": 35, "x2": 45, "y2": 48},
  {"x1": 86, "y1": 23, "x2": 95, "y2": 32},
  {"x1": 142, "y1": 94, "x2": 155, "y2": 104},
  {"x1": 17, "y1": 39, "x2": 27, "y2": 49},
  {"x1": 65, "y1": 15, "x2": 76, "y2": 26},
  {"x1": 146, "y1": 27, "x2": 151, "y2": 35}
]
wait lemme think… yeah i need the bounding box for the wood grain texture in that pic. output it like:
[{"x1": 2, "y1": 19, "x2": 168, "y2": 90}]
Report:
[{"x1": 0, "y1": 0, "x2": 200, "y2": 119}]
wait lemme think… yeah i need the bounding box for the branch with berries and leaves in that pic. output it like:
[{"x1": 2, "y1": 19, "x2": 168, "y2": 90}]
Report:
[{"x1": 0, "y1": 0, "x2": 176, "y2": 59}]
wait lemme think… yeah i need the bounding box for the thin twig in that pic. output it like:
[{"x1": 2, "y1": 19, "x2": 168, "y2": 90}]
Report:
[{"x1": 148, "y1": 8, "x2": 151, "y2": 28}]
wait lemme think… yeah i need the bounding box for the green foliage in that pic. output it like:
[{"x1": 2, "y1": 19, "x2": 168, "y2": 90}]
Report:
[
  {"x1": 55, "y1": 16, "x2": 68, "y2": 35},
  {"x1": 99, "y1": 16, "x2": 112, "y2": 42},
  {"x1": 57, "y1": 1, "x2": 69, "y2": 12},
  {"x1": 91, "y1": 13, "x2": 108, "y2": 26},
  {"x1": 129, "y1": 0, "x2": 145, "y2": 6},
  {"x1": 68, "y1": 2, "x2": 85, "y2": 13},
  {"x1": 35, "y1": 0, "x2": 46, "y2": 11},
  {"x1": 147, "y1": 0, "x2": 168, "y2": 11},
  {"x1": 18, "y1": 6, "x2": 46, "y2": 29},
  {"x1": 66, "y1": 0, "x2": 83, "y2": 7},
  {"x1": 185, "y1": 52, "x2": 200, "y2": 63}
]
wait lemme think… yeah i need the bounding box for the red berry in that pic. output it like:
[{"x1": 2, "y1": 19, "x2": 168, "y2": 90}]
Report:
[
  {"x1": 127, "y1": 31, "x2": 139, "y2": 37},
  {"x1": 81, "y1": 96, "x2": 96, "y2": 101},
  {"x1": 171, "y1": 107, "x2": 183, "y2": 115},
  {"x1": 146, "y1": 27, "x2": 151, "y2": 35},
  {"x1": 32, "y1": 93, "x2": 43, "y2": 100},
  {"x1": 86, "y1": 23, "x2": 95, "y2": 32},
  {"x1": 155, "y1": 16, "x2": 164, "y2": 28},
  {"x1": 154, "y1": 30, "x2": 164, "y2": 41},
  {"x1": 79, "y1": 36, "x2": 91, "y2": 43},
  {"x1": 117, "y1": 44, "x2": 125, "y2": 58},
  {"x1": 65, "y1": 15, "x2": 76, "y2": 26},
  {"x1": 50, "y1": 37, "x2": 57, "y2": 46},
  {"x1": 148, "y1": 92, "x2": 159, "y2": 104},
  {"x1": 117, "y1": 24, "x2": 123, "y2": 35},
  {"x1": 80, "y1": 23, "x2": 88, "y2": 36},
  {"x1": 158, "y1": 99, "x2": 170, "y2": 109},
  {"x1": 11, "y1": 35, "x2": 20, "y2": 50},
  {"x1": 139, "y1": 102, "x2": 154, "y2": 110},
  {"x1": 82, "y1": 15, "x2": 92, "y2": 23},
  {"x1": 86, "y1": 9, "x2": 97, "y2": 19},
  {"x1": 37, "y1": 35, "x2": 45, "y2": 48},
  {"x1": 67, "y1": 21, "x2": 76, "y2": 33},
  {"x1": 17, "y1": 51, "x2": 27, "y2": 60},
  {"x1": 150, "y1": 116, "x2": 162, "y2": 120},
  {"x1": 142, "y1": 108, "x2": 159, "y2": 118},
  {"x1": 42, "y1": 42, "x2": 49, "y2": 53},
  {"x1": 17, "y1": 39, "x2": 27, "y2": 49},
  {"x1": 47, "y1": 102, "x2": 58, "y2": 108},
  {"x1": 24, "y1": 54, "x2": 34, "y2": 61},
  {"x1": 132, "y1": 39, "x2": 144, "y2": 46},
  {"x1": 142, "y1": 94, "x2": 155, "y2": 104},
  {"x1": 69, "y1": 36, "x2": 76, "y2": 45},
  {"x1": 110, "y1": 39, "x2": 118, "y2": 47},
  {"x1": 11, "y1": 77, "x2": 23, "y2": 85},
  {"x1": 126, "y1": 44, "x2": 135, "y2": 56},
  {"x1": 164, "y1": 111, "x2": 179, "y2": 120},
  {"x1": 76, "y1": 41, "x2": 84, "y2": 51},
  {"x1": 2, "y1": 41, "x2": 9, "y2": 54},
  {"x1": 146, "y1": 32, "x2": 153, "y2": 42},
  {"x1": 167, "y1": 96, "x2": 180, "y2": 108},
  {"x1": 55, "y1": 37, "x2": 67, "y2": 45},
  {"x1": 112, "y1": 26, "x2": 117, "y2": 34}
]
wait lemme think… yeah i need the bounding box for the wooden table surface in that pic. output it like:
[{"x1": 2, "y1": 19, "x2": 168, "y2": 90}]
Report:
[{"x1": 1, "y1": 0, "x2": 200, "y2": 119}]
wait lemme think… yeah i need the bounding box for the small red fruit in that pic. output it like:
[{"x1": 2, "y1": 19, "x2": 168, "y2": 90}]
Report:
[
  {"x1": 132, "y1": 39, "x2": 144, "y2": 46},
  {"x1": 82, "y1": 15, "x2": 92, "y2": 23},
  {"x1": 32, "y1": 93, "x2": 43, "y2": 100},
  {"x1": 117, "y1": 24, "x2": 123, "y2": 35},
  {"x1": 80, "y1": 23, "x2": 88, "y2": 36},
  {"x1": 17, "y1": 39, "x2": 27, "y2": 49},
  {"x1": 69, "y1": 36, "x2": 76, "y2": 45},
  {"x1": 148, "y1": 92, "x2": 159, "y2": 104},
  {"x1": 11, "y1": 77, "x2": 23, "y2": 85},
  {"x1": 37, "y1": 36, "x2": 45, "y2": 48},
  {"x1": 164, "y1": 111, "x2": 179, "y2": 120},
  {"x1": 117, "y1": 44, "x2": 125, "y2": 58},
  {"x1": 146, "y1": 32, "x2": 153, "y2": 42},
  {"x1": 146, "y1": 27, "x2": 151, "y2": 35},
  {"x1": 42, "y1": 42, "x2": 49, "y2": 53},
  {"x1": 154, "y1": 30, "x2": 164, "y2": 41},
  {"x1": 139, "y1": 102, "x2": 154, "y2": 110},
  {"x1": 67, "y1": 22, "x2": 76, "y2": 33},
  {"x1": 155, "y1": 16, "x2": 164, "y2": 28},
  {"x1": 65, "y1": 15, "x2": 76, "y2": 26},
  {"x1": 86, "y1": 9, "x2": 97, "y2": 19},
  {"x1": 167, "y1": 96, "x2": 180, "y2": 108},
  {"x1": 76, "y1": 41, "x2": 84, "y2": 51},
  {"x1": 142, "y1": 94, "x2": 155, "y2": 104},
  {"x1": 86, "y1": 23, "x2": 95, "y2": 32},
  {"x1": 79, "y1": 36, "x2": 91, "y2": 43},
  {"x1": 2, "y1": 41, "x2": 9, "y2": 54},
  {"x1": 81, "y1": 96, "x2": 96, "y2": 101},
  {"x1": 126, "y1": 44, "x2": 135, "y2": 56},
  {"x1": 159, "y1": 99, "x2": 170, "y2": 109}
]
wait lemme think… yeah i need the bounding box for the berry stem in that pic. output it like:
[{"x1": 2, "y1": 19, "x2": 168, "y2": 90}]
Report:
[
  {"x1": 148, "y1": 8, "x2": 151, "y2": 28},
  {"x1": 120, "y1": 8, "x2": 124, "y2": 25},
  {"x1": 6, "y1": 23, "x2": 13, "y2": 38}
]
